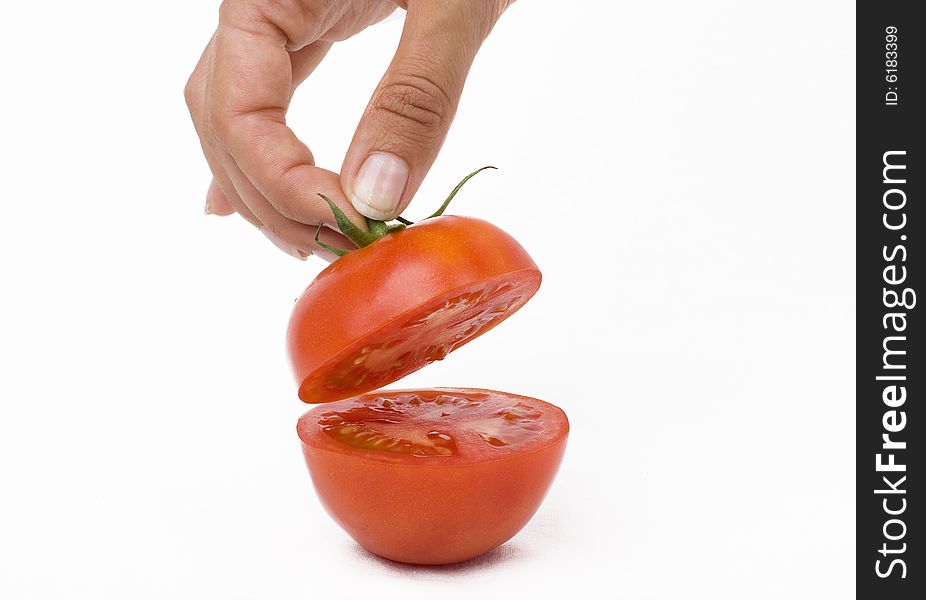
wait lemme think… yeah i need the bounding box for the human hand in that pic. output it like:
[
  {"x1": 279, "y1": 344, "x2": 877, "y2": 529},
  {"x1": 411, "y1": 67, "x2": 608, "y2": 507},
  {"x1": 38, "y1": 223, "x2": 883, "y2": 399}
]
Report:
[{"x1": 185, "y1": 0, "x2": 511, "y2": 260}]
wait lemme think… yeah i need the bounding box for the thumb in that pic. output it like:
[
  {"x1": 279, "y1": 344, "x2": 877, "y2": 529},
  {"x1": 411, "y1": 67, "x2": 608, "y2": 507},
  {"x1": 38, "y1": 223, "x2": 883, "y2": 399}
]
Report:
[{"x1": 342, "y1": 0, "x2": 504, "y2": 221}]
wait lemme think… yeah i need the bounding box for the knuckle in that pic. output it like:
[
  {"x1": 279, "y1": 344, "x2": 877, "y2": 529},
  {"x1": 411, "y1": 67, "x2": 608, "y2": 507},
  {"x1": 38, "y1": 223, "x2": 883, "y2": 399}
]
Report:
[
  {"x1": 183, "y1": 78, "x2": 194, "y2": 108},
  {"x1": 372, "y1": 75, "x2": 451, "y2": 139},
  {"x1": 220, "y1": 0, "x2": 323, "y2": 47},
  {"x1": 210, "y1": 107, "x2": 285, "y2": 157},
  {"x1": 183, "y1": 76, "x2": 201, "y2": 114},
  {"x1": 218, "y1": 0, "x2": 258, "y2": 26}
]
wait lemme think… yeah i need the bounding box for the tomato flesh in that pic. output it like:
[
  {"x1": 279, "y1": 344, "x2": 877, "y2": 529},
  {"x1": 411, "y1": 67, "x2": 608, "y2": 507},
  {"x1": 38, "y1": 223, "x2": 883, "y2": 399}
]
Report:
[
  {"x1": 303, "y1": 275, "x2": 535, "y2": 400},
  {"x1": 297, "y1": 388, "x2": 568, "y2": 564}
]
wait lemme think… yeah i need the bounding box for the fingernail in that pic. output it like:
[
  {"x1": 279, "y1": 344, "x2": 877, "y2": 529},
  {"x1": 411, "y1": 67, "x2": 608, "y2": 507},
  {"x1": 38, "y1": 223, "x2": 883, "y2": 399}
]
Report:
[
  {"x1": 349, "y1": 152, "x2": 409, "y2": 220},
  {"x1": 204, "y1": 179, "x2": 218, "y2": 215}
]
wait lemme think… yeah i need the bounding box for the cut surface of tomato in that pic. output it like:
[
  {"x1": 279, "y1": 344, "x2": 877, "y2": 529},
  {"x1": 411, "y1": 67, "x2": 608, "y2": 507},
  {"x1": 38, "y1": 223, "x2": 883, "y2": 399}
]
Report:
[
  {"x1": 304, "y1": 274, "x2": 535, "y2": 400},
  {"x1": 287, "y1": 217, "x2": 541, "y2": 403},
  {"x1": 297, "y1": 388, "x2": 568, "y2": 564}
]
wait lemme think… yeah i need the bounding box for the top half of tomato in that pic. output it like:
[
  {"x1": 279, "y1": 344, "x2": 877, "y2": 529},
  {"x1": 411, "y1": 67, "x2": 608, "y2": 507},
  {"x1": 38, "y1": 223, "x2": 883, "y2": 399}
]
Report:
[{"x1": 286, "y1": 214, "x2": 541, "y2": 403}]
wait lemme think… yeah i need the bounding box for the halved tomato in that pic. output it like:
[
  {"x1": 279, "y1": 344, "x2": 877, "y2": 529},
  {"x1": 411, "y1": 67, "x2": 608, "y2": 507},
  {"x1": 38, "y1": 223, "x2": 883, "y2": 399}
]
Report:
[
  {"x1": 297, "y1": 388, "x2": 568, "y2": 564},
  {"x1": 287, "y1": 216, "x2": 541, "y2": 403}
]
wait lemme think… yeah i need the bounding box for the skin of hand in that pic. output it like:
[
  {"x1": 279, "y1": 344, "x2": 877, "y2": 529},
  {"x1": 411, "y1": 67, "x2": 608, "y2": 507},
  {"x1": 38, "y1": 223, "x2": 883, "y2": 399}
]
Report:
[{"x1": 185, "y1": 0, "x2": 511, "y2": 261}]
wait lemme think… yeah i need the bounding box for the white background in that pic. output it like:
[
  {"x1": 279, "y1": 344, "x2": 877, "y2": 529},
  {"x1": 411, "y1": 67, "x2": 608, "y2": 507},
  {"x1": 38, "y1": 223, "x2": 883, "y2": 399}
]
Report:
[{"x1": 0, "y1": 1, "x2": 854, "y2": 598}]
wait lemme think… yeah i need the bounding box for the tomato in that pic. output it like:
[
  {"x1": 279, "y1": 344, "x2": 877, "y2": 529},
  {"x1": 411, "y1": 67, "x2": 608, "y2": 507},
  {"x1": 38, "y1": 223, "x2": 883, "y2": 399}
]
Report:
[
  {"x1": 287, "y1": 216, "x2": 541, "y2": 403},
  {"x1": 297, "y1": 388, "x2": 568, "y2": 564},
  {"x1": 287, "y1": 206, "x2": 566, "y2": 563}
]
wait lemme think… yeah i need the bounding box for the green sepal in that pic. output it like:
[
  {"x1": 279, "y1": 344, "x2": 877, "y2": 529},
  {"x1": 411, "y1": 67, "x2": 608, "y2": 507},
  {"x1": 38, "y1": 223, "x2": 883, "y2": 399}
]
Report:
[
  {"x1": 314, "y1": 225, "x2": 351, "y2": 257},
  {"x1": 317, "y1": 194, "x2": 379, "y2": 248}
]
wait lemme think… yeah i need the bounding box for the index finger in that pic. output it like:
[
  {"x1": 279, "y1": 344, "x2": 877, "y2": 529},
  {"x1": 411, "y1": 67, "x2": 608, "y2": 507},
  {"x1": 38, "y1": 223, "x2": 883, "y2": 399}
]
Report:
[{"x1": 206, "y1": 1, "x2": 367, "y2": 228}]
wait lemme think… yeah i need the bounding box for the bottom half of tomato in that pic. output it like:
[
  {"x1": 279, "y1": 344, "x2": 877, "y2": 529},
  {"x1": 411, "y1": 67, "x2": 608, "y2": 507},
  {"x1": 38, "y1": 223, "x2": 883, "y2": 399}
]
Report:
[{"x1": 297, "y1": 388, "x2": 568, "y2": 565}]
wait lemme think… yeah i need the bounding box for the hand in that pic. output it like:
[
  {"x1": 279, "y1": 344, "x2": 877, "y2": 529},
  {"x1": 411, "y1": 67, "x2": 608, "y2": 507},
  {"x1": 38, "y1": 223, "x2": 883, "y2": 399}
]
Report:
[{"x1": 185, "y1": 0, "x2": 511, "y2": 260}]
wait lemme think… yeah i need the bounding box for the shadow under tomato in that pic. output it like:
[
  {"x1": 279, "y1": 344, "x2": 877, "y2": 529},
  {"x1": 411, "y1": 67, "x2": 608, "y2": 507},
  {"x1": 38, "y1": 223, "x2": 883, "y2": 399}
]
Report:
[{"x1": 349, "y1": 542, "x2": 528, "y2": 578}]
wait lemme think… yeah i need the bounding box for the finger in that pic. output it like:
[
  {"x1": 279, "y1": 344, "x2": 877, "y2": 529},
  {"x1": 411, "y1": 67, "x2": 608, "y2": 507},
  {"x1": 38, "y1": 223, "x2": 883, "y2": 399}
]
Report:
[
  {"x1": 213, "y1": 140, "x2": 357, "y2": 258},
  {"x1": 205, "y1": 178, "x2": 236, "y2": 215},
  {"x1": 208, "y1": 1, "x2": 368, "y2": 230},
  {"x1": 183, "y1": 36, "x2": 257, "y2": 223},
  {"x1": 201, "y1": 140, "x2": 262, "y2": 226},
  {"x1": 341, "y1": 0, "x2": 506, "y2": 220},
  {"x1": 186, "y1": 34, "x2": 262, "y2": 226}
]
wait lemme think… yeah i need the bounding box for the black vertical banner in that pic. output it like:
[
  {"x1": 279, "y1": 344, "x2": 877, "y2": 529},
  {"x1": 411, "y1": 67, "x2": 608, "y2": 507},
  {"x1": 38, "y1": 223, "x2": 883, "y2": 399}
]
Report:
[{"x1": 858, "y1": 1, "x2": 923, "y2": 596}]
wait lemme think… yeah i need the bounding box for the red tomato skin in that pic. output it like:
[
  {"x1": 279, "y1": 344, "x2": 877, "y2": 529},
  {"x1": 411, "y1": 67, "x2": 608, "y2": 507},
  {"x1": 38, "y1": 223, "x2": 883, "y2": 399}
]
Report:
[
  {"x1": 286, "y1": 216, "x2": 541, "y2": 403},
  {"x1": 297, "y1": 390, "x2": 568, "y2": 565}
]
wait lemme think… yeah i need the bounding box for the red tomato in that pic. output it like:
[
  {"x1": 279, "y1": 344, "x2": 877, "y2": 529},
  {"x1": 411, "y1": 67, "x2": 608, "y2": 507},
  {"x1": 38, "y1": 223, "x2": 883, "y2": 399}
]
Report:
[
  {"x1": 287, "y1": 216, "x2": 541, "y2": 403},
  {"x1": 297, "y1": 388, "x2": 568, "y2": 564}
]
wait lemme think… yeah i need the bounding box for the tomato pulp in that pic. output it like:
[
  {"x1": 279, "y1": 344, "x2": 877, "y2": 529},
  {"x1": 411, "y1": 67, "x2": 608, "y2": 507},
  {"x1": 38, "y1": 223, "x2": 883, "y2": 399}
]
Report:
[
  {"x1": 297, "y1": 388, "x2": 569, "y2": 564},
  {"x1": 287, "y1": 216, "x2": 541, "y2": 404}
]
